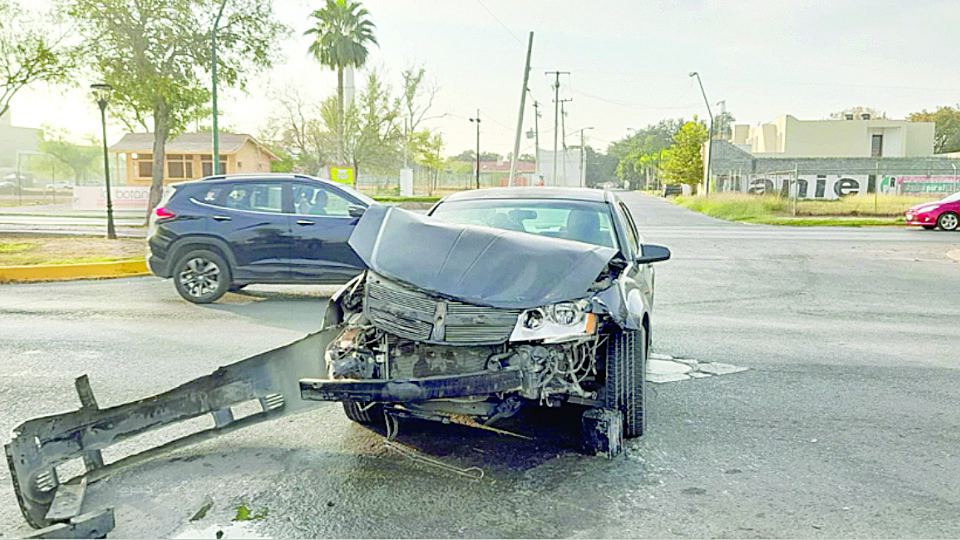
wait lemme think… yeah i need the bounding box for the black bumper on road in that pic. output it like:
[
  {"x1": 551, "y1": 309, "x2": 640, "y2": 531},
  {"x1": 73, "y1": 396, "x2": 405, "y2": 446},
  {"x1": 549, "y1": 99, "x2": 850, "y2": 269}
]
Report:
[{"x1": 299, "y1": 368, "x2": 523, "y2": 403}]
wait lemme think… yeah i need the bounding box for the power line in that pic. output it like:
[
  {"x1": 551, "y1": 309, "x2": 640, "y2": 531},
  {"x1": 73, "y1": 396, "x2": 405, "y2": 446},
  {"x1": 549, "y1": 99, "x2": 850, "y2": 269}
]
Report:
[{"x1": 474, "y1": 0, "x2": 525, "y2": 46}]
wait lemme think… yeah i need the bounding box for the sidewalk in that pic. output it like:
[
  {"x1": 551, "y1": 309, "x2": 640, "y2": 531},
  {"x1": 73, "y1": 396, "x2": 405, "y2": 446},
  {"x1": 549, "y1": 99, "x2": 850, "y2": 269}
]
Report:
[{"x1": 0, "y1": 202, "x2": 147, "y2": 238}]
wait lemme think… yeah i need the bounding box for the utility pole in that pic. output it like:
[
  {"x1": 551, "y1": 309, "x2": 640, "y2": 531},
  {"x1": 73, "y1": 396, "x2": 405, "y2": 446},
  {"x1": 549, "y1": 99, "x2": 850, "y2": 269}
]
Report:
[
  {"x1": 509, "y1": 32, "x2": 534, "y2": 187},
  {"x1": 469, "y1": 109, "x2": 481, "y2": 189},
  {"x1": 545, "y1": 70, "x2": 569, "y2": 186},
  {"x1": 559, "y1": 98, "x2": 572, "y2": 185},
  {"x1": 580, "y1": 127, "x2": 594, "y2": 188},
  {"x1": 532, "y1": 100, "x2": 541, "y2": 178},
  {"x1": 211, "y1": 0, "x2": 228, "y2": 175},
  {"x1": 689, "y1": 71, "x2": 714, "y2": 194}
]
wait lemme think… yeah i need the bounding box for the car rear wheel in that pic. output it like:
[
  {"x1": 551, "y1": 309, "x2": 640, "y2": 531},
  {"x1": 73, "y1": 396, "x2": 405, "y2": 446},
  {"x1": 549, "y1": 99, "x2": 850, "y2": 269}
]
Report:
[
  {"x1": 342, "y1": 400, "x2": 384, "y2": 425},
  {"x1": 173, "y1": 249, "x2": 231, "y2": 303},
  {"x1": 937, "y1": 212, "x2": 959, "y2": 231},
  {"x1": 603, "y1": 327, "x2": 647, "y2": 438}
]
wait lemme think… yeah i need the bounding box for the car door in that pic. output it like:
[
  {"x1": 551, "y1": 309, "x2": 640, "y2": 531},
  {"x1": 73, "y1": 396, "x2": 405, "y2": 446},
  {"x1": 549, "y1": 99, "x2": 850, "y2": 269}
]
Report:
[
  {"x1": 288, "y1": 182, "x2": 365, "y2": 283},
  {"x1": 614, "y1": 200, "x2": 655, "y2": 306},
  {"x1": 207, "y1": 181, "x2": 291, "y2": 282}
]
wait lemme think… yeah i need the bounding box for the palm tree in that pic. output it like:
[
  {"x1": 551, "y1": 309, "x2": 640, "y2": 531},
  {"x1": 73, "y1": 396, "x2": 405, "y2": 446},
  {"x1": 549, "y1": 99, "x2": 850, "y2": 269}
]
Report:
[{"x1": 304, "y1": 0, "x2": 378, "y2": 163}]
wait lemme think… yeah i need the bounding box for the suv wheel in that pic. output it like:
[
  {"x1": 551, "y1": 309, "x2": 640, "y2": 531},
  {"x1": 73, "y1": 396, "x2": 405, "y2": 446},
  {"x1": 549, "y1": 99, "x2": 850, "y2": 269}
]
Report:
[{"x1": 173, "y1": 249, "x2": 231, "y2": 303}]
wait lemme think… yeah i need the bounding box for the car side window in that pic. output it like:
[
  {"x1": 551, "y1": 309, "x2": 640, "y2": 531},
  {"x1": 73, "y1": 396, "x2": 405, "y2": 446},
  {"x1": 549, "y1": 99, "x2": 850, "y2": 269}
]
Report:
[
  {"x1": 224, "y1": 183, "x2": 283, "y2": 213},
  {"x1": 616, "y1": 202, "x2": 640, "y2": 257},
  {"x1": 293, "y1": 184, "x2": 354, "y2": 217}
]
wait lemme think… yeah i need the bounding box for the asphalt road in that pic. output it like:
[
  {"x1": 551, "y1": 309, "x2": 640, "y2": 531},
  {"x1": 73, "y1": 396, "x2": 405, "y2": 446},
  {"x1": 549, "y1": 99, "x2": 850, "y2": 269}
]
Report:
[{"x1": 1, "y1": 193, "x2": 959, "y2": 538}]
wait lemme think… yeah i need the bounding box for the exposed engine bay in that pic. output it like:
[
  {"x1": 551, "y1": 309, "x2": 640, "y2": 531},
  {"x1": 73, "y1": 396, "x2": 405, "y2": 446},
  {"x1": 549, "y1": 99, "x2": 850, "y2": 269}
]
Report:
[{"x1": 315, "y1": 270, "x2": 613, "y2": 425}]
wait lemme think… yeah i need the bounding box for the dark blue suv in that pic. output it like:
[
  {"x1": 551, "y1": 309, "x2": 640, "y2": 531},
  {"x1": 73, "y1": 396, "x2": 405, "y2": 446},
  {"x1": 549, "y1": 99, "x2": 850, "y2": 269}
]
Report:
[{"x1": 147, "y1": 174, "x2": 374, "y2": 303}]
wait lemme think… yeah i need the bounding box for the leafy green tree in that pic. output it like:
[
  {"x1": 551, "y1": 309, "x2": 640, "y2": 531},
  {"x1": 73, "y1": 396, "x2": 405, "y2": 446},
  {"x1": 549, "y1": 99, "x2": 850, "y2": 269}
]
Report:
[
  {"x1": 713, "y1": 110, "x2": 736, "y2": 140},
  {"x1": 829, "y1": 106, "x2": 886, "y2": 120},
  {"x1": 315, "y1": 70, "x2": 401, "y2": 182},
  {"x1": 409, "y1": 130, "x2": 444, "y2": 194},
  {"x1": 908, "y1": 105, "x2": 960, "y2": 154},
  {"x1": 39, "y1": 127, "x2": 102, "y2": 183},
  {"x1": 305, "y1": 0, "x2": 378, "y2": 163},
  {"x1": 609, "y1": 119, "x2": 684, "y2": 188},
  {"x1": 584, "y1": 146, "x2": 618, "y2": 187},
  {"x1": 0, "y1": 0, "x2": 78, "y2": 119},
  {"x1": 264, "y1": 83, "x2": 330, "y2": 174},
  {"x1": 661, "y1": 121, "x2": 708, "y2": 186},
  {"x1": 399, "y1": 65, "x2": 438, "y2": 166},
  {"x1": 346, "y1": 71, "x2": 402, "y2": 178},
  {"x1": 69, "y1": 0, "x2": 287, "y2": 217}
]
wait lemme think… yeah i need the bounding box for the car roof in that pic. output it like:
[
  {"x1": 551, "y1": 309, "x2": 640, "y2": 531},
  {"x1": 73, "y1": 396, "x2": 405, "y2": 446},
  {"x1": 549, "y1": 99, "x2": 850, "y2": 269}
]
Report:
[
  {"x1": 198, "y1": 173, "x2": 328, "y2": 184},
  {"x1": 438, "y1": 187, "x2": 611, "y2": 204}
]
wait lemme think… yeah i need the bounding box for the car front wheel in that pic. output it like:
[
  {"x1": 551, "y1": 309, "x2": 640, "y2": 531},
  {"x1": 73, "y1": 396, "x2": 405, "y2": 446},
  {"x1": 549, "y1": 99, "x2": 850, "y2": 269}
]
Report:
[
  {"x1": 937, "y1": 212, "x2": 958, "y2": 231},
  {"x1": 342, "y1": 400, "x2": 384, "y2": 425},
  {"x1": 173, "y1": 249, "x2": 231, "y2": 303},
  {"x1": 604, "y1": 327, "x2": 647, "y2": 438}
]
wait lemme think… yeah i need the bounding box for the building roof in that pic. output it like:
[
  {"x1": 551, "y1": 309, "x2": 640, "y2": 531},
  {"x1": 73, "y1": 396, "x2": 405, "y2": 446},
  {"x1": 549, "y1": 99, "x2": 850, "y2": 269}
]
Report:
[{"x1": 109, "y1": 132, "x2": 280, "y2": 160}]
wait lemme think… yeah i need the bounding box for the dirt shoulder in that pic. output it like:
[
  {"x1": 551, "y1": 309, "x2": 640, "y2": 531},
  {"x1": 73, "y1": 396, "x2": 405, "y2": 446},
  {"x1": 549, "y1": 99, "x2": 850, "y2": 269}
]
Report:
[{"x1": 0, "y1": 235, "x2": 145, "y2": 266}]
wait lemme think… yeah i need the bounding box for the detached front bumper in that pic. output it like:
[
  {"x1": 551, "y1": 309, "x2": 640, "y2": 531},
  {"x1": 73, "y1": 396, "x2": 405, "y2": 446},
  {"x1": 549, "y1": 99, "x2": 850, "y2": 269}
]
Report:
[{"x1": 299, "y1": 368, "x2": 523, "y2": 403}]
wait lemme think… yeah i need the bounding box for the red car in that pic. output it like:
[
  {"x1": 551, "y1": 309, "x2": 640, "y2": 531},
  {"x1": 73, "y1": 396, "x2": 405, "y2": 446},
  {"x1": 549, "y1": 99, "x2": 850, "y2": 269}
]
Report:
[{"x1": 905, "y1": 192, "x2": 960, "y2": 231}]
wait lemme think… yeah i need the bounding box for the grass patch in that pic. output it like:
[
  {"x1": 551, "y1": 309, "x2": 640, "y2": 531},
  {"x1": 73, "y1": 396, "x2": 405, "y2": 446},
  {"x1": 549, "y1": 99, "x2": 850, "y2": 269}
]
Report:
[
  {"x1": 233, "y1": 505, "x2": 268, "y2": 521},
  {"x1": 0, "y1": 235, "x2": 146, "y2": 266},
  {"x1": 0, "y1": 242, "x2": 34, "y2": 254},
  {"x1": 675, "y1": 193, "x2": 938, "y2": 226}
]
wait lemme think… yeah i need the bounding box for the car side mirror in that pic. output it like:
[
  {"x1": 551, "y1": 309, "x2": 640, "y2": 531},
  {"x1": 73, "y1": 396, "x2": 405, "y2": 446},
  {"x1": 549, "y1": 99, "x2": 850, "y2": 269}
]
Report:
[
  {"x1": 348, "y1": 205, "x2": 367, "y2": 218},
  {"x1": 637, "y1": 244, "x2": 671, "y2": 264}
]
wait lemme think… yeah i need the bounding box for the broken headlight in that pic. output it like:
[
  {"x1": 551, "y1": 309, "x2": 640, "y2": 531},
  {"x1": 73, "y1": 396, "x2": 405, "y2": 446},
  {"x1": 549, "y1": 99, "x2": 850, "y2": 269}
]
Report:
[{"x1": 510, "y1": 299, "x2": 597, "y2": 342}]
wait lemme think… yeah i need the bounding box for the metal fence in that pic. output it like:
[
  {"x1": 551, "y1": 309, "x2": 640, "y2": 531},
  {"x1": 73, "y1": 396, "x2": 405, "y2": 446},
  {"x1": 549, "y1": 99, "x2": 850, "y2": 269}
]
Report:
[{"x1": 355, "y1": 167, "x2": 541, "y2": 197}]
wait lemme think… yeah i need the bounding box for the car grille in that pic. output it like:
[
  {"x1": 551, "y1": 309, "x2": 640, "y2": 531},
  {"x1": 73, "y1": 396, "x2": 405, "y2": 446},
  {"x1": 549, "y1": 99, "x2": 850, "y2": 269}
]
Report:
[{"x1": 364, "y1": 274, "x2": 520, "y2": 345}]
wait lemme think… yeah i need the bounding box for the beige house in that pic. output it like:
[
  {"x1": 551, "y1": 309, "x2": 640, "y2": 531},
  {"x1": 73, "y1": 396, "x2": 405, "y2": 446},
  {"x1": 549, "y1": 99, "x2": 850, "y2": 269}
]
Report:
[
  {"x1": 109, "y1": 132, "x2": 280, "y2": 186},
  {"x1": 730, "y1": 115, "x2": 935, "y2": 158}
]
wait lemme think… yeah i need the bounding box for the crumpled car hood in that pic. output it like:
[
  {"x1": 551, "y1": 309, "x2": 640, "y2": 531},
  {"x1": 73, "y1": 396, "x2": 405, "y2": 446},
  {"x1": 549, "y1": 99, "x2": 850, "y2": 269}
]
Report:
[{"x1": 348, "y1": 204, "x2": 619, "y2": 309}]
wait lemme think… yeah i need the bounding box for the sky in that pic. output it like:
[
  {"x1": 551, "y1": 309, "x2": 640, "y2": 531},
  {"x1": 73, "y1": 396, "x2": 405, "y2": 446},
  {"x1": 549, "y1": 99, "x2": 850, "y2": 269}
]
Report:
[{"x1": 11, "y1": 0, "x2": 960, "y2": 159}]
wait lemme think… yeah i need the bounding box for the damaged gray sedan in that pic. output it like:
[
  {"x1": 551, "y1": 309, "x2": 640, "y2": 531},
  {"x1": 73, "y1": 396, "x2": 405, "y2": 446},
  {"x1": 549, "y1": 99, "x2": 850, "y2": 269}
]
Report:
[{"x1": 300, "y1": 188, "x2": 670, "y2": 440}]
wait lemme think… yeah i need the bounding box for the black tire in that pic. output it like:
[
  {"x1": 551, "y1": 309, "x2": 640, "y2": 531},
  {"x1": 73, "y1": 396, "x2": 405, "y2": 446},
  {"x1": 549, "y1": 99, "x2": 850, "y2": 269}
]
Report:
[
  {"x1": 342, "y1": 400, "x2": 384, "y2": 425},
  {"x1": 922, "y1": 225, "x2": 936, "y2": 230},
  {"x1": 604, "y1": 327, "x2": 647, "y2": 438},
  {"x1": 937, "y1": 212, "x2": 958, "y2": 231},
  {"x1": 173, "y1": 249, "x2": 231, "y2": 304}
]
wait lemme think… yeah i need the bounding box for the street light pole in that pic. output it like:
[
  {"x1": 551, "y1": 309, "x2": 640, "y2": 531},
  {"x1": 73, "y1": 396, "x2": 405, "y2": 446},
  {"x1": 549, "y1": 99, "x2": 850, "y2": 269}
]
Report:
[
  {"x1": 689, "y1": 71, "x2": 714, "y2": 195},
  {"x1": 469, "y1": 110, "x2": 481, "y2": 189},
  {"x1": 91, "y1": 83, "x2": 117, "y2": 239},
  {"x1": 211, "y1": 0, "x2": 228, "y2": 176}
]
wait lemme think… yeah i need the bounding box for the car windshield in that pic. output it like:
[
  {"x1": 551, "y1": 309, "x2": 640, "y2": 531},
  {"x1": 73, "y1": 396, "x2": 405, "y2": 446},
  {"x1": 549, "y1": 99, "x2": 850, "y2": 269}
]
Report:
[
  {"x1": 430, "y1": 199, "x2": 618, "y2": 249},
  {"x1": 940, "y1": 192, "x2": 960, "y2": 203}
]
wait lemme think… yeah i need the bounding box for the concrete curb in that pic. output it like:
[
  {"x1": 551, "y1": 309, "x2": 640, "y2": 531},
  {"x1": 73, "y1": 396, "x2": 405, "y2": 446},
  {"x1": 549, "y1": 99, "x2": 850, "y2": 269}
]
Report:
[{"x1": 0, "y1": 260, "x2": 149, "y2": 282}]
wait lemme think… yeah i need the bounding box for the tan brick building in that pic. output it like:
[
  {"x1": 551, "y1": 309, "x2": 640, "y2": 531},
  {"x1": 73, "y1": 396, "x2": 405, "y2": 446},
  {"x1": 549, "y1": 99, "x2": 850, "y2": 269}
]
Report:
[{"x1": 109, "y1": 132, "x2": 280, "y2": 186}]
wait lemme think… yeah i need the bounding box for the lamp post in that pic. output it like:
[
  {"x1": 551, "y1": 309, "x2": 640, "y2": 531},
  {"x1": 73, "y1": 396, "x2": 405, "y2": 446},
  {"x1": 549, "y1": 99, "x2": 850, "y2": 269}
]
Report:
[
  {"x1": 211, "y1": 0, "x2": 229, "y2": 175},
  {"x1": 91, "y1": 83, "x2": 117, "y2": 239},
  {"x1": 469, "y1": 110, "x2": 481, "y2": 189},
  {"x1": 688, "y1": 71, "x2": 714, "y2": 195}
]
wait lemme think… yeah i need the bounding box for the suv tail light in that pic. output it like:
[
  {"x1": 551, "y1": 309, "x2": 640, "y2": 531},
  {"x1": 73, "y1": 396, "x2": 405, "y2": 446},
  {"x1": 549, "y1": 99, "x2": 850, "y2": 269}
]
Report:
[{"x1": 155, "y1": 206, "x2": 176, "y2": 220}]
